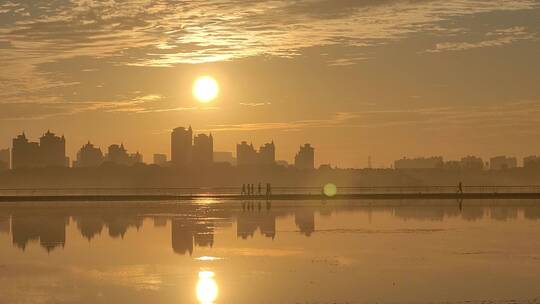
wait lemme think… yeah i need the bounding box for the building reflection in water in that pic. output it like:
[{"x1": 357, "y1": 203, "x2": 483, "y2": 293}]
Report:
[
  {"x1": 11, "y1": 214, "x2": 67, "y2": 252},
  {"x1": 0, "y1": 214, "x2": 10, "y2": 234},
  {"x1": 172, "y1": 218, "x2": 215, "y2": 256},
  {"x1": 237, "y1": 210, "x2": 276, "y2": 239},
  {"x1": 295, "y1": 208, "x2": 315, "y2": 236},
  {"x1": 2, "y1": 201, "x2": 540, "y2": 253},
  {"x1": 197, "y1": 271, "x2": 218, "y2": 304}
]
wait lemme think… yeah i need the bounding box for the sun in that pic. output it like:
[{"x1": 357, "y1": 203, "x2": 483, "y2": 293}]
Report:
[{"x1": 193, "y1": 76, "x2": 219, "y2": 103}]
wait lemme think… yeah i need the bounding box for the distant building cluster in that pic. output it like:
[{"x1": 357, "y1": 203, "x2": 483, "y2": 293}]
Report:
[
  {"x1": 392, "y1": 155, "x2": 534, "y2": 170},
  {"x1": 11, "y1": 131, "x2": 69, "y2": 169},
  {"x1": 3, "y1": 127, "x2": 538, "y2": 172},
  {"x1": 236, "y1": 141, "x2": 276, "y2": 166},
  {"x1": 0, "y1": 127, "x2": 316, "y2": 170},
  {"x1": 394, "y1": 157, "x2": 444, "y2": 169}
]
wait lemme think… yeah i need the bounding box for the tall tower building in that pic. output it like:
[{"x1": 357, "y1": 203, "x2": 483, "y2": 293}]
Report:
[
  {"x1": 192, "y1": 133, "x2": 213, "y2": 166},
  {"x1": 12, "y1": 133, "x2": 40, "y2": 169},
  {"x1": 171, "y1": 126, "x2": 193, "y2": 167},
  {"x1": 294, "y1": 144, "x2": 315, "y2": 169},
  {"x1": 236, "y1": 141, "x2": 257, "y2": 166},
  {"x1": 107, "y1": 144, "x2": 131, "y2": 166},
  {"x1": 75, "y1": 142, "x2": 104, "y2": 167},
  {"x1": 258, "y1": 141, "x2": 275, "y2": 165},
  {"x1": 39, "y1": 131, "x2": 67, "y2": 167}
]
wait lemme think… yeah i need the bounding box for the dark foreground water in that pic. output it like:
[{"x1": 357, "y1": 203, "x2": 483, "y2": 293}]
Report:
[{"x1": 1, "y1": 199, "x2": 540, "y2": 304}]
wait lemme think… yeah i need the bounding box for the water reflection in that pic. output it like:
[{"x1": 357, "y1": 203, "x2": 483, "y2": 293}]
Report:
[
  {"x1": 0, "y1": 200, "x2": 540, "y2": 253},
  {"x1": 197, "y1": 271, "x2": 218, "y2": 304}
]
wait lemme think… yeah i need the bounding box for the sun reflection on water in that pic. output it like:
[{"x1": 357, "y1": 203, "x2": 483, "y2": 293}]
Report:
[{"x1": 197, "y1": 271, "x2": 218, "y2": 304}]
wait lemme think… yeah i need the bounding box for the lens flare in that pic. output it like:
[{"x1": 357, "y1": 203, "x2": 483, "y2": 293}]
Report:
[
  {"x1": 197, "y1": 271, "x2": 218, "y2": 304},
  {"x1": 323, "y1": 183, "x2": 337, "y2": 197}
]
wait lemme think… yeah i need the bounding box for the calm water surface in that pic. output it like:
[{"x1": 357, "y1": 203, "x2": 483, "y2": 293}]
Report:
[{"x1": 1, "y1": 199, "x2": 540, "y2": 303}]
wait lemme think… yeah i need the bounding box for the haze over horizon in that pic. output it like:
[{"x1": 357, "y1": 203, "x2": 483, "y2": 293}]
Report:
[{"x1": 1, "y1": 0, "x2": 540, "y2": 167}]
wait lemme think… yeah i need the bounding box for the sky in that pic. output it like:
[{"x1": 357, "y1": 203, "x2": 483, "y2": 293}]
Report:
[{"x1": 1, "y1": 0, "x2": 539, "y2": 168}]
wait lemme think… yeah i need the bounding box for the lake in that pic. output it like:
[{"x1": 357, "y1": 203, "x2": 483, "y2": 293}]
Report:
[{"x1": 1, "y1": 199, "x2": 540, "y2": 303}]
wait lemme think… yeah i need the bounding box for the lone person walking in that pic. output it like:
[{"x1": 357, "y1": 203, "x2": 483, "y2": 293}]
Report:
[{"x1": 458, "y1": 182, "x2": 463, "y2": 195}]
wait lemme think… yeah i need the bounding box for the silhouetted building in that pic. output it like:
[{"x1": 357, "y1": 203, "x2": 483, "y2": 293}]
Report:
[
  {"x1": 12, "y1": 133, "x2": 40, "y2": 169},
  {"x1": 461, "y1": 155, "x2": 484, "y2": 170},
  {"x1": 74, "y1": 142, "x2": 104, "y2": 167},
  {"x1": 130, "y1": 152, "x2": 143, "y2": 164},
  {"x1": 105, "y1": 144, "x2": 141, "y2": 166},
  {"x1": 213, "y1": 151, "x2": 236, "y2": 165},
  {"x1": 153, "y1": 154, "x2": 167, "y2": 166},
  {"x1": 237, "y1": 141, "x2": 257, "y2": 166},
  {"x1": 106, "y1": 144, "x2": 130, "y2": 165},
  {"x1": 490, "y1": 156, "x2": 517, "y2": 170},
  {"x1": 443, "y1": 160, "x2": 461, "y2": 170},
  {"x1": 394, "y1": 156, "x2": 443, "y2": 169},
  {"x1": 171, "y1": 126, "x2": 192, "y2": 167},
  {"x1": 0, "y1": 148, "x2": 9, "y2": 170},
  {"x1": 294, "y1": 144, "x2": 315, "y2": 169},
  {"x1": 192, "y1": 133, "x2": 213, "y2": 166},
  {"x1": 258, "y1": 141, "x2": 275, "y2": 165},
  {"x1": 524, "y1": 155, "x2": 540, "y2": 169},
  {"x1": 39, "y1": 131, "x2": 67, "y2": 167}
]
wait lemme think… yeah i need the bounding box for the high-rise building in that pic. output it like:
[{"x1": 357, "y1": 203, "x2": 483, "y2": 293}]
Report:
[
  {"x1": 524, "y1": 155, "x2": 540, "y2": 169},
  {"x1": 394, "y1": 157, "x2": 444, "y2": 169},
  {"x1": 236, "y1": 141, "x2": 257, "y2": 166},
  {"x1": 490, "y1": 156, "x2": 517, "y2": 170},
  {"x1": 192, "y1": 133, "x2": 213, "y2": 166},
  {"x1": 74, "y1": 142, "x2": 104, "y2": 167},
  {"x1": 0, "y1": 148, "x2": 10, "y2": 170},
  {"x1": 153, "y1": 154, "x2": 167, "y2": 166},
  {"x1": 171, "y1": 126, "x2": 192, "y2": 167},
  {"x1": 294, "y1": 144, "x2": 315, "y2": 169},
  {"x1": 130, "y1": 152, "x2": 143, "y2": 164},
  {"x1": 461, "y1": 156, "x2": 484, "y2": 170},
  {"x1": 12, "y1": 133, "x2": 40, "y2": 169},
  {"x1": 39, "y1": 131, "x2": 67, "y2": 167},
  {"x1": 106, "y1": 144, "x2": 131, "y2": 166},
  {"x1": 258, "y1": 141, "x2": 275, "y2": 165}
]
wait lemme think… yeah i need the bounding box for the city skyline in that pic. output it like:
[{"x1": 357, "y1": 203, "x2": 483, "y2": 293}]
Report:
[
  {"x1": 3, "y1": 127, "x2": 540, "y2": 170},
  {"x1": 2, "y1": 127, "x2": 540, "y2": 170}
]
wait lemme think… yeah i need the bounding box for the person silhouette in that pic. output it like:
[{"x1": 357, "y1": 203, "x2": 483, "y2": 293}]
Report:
[
  {"x1": 458, "y1": 182, "x2": 463, "y2": 195},
  {"x1": 258, "y1": 183, "x2": 262, "y2": 195},
  {"x1": 242, "y1": 184, "x2": 246, "y2": 196}
]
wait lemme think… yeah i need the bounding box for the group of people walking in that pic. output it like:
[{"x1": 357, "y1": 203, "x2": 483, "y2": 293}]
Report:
[{"x1": 241, "y1": 183, "x2": 272, "y2": 197}]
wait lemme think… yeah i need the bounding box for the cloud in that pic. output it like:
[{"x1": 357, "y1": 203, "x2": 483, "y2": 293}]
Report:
[
  {"x1": 0, "y1": 0, "x2": 538, "y2": 116},
  {"x1": 206, "y1": 101, "x2": 540, "y2": 133},
  {"x1": 427, "y1": 26, "x2": 537, "y2": 52},
  {"x1": 239, "y1": 102, "x2": 272, "y2": 107}
]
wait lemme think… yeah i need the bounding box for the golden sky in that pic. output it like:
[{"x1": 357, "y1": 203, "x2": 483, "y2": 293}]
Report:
[{"x1": 1, "y1": 0, "x2": 539, "y2": 167}]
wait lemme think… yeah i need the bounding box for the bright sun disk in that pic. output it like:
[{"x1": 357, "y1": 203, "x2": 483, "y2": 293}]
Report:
[{"x1": 193, "y1": 76, "x2": 219, "y2": 103}]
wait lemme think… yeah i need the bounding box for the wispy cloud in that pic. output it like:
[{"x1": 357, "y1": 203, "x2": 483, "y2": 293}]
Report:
[
  {"x1": 239, "y1": 102, "x2": 272, "y2": 107},
  {"x1": 206, "y1": 101, "x2": 540, "y2": 133},
  {"x1": 427, "y1": 26, "x2": 537, "y2": 52},
  {"x1": 0, "y1": 0, "x2": 538, "y2": 113}
]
